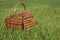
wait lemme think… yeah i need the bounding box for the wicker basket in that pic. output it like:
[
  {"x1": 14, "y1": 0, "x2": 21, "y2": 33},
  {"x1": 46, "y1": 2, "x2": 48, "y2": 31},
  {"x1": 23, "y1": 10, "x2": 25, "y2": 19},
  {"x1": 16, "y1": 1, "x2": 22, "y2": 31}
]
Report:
[{"x1": 5, "y1": 3, "x2": 36, "y2": 30}]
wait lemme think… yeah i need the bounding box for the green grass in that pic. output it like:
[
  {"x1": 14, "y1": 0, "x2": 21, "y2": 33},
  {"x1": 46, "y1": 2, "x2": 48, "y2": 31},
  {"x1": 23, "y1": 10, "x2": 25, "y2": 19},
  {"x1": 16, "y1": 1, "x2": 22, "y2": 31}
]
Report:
[{"x1": 0, "y1": 0, "x2": 60, "y2": 40}]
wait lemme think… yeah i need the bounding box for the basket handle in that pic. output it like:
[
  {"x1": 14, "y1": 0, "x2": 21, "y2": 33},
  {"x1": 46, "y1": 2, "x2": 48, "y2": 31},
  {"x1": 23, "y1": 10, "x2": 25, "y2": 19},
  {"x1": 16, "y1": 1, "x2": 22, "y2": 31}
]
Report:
[{"x1": 13, "y1": 2, "x2": 26, "y2": 13}]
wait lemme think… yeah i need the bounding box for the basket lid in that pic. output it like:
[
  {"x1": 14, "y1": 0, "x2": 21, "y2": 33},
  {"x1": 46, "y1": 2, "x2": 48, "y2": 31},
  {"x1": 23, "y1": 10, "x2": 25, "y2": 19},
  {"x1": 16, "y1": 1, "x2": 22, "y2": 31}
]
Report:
[{"x1": 18, "y1": 11, "x2": 33, "y2": 19}]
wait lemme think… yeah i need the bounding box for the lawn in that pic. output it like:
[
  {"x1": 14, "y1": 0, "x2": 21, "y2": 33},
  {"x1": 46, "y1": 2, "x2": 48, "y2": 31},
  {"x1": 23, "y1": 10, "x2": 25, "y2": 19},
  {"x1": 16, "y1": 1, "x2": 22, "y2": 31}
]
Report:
[{"x1": 0, "y1": 0, "x2": 60, "y2": 40}]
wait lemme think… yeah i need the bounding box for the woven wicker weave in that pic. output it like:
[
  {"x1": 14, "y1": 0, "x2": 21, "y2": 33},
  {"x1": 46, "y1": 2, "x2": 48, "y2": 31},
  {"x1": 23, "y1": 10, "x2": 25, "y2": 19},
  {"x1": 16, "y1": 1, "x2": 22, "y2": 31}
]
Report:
[{"x1": 5, "y1": 3, "x2": 36, "y2": 30}]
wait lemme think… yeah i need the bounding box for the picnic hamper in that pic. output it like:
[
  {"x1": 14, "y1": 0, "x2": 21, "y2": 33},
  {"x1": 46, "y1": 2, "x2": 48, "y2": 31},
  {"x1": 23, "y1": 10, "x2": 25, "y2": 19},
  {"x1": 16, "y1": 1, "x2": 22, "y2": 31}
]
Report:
[{"x1": 5, "y1": 3, "x2": 36, "y2": 30}]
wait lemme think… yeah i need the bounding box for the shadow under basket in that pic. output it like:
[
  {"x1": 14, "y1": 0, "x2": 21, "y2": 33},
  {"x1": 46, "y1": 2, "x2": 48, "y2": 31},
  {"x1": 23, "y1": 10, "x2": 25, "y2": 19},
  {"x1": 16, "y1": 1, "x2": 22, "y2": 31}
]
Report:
[{"x1": 5, "y1": 3, "x2": 36, "y2": 30}]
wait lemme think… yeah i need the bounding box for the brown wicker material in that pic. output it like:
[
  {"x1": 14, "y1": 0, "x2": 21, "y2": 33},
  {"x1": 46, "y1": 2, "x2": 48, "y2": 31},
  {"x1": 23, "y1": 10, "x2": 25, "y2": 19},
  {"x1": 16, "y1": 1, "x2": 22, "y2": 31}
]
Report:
[{"x1": 5, "y1": 3, "x2": 36, "y2": 30}]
